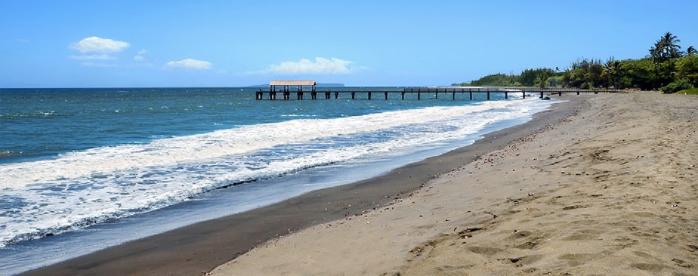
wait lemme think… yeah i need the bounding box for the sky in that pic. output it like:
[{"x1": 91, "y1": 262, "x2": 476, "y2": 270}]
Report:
[{"x1": 1, "y1": 0, "x2": 697, "y2": 88}]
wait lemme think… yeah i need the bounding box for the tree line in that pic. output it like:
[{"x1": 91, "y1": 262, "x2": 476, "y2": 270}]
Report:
[{"x1": 453, "y1": 32, "x2": 698, "y2": 93}]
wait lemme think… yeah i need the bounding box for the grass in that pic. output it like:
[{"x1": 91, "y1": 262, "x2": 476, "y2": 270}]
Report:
[{"x1": 676, "y1": 88, "x2": 698, "y2": 95}]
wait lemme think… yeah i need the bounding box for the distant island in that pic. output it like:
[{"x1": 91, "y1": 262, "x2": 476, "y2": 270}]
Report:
[
  {"x1": 248, "y1": 83, "x2": 345, "y2": 88},
  {"x1": 453, "y1": 32, "x2": 698, "y2": 95},
  {"x1": 316, "y1": 83, "x2": 345, "y2": 87}
]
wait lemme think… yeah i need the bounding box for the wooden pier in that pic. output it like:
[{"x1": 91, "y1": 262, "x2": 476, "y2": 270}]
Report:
[{"x1": 255, "y1": 80, "x2": 623, "y2": 101}]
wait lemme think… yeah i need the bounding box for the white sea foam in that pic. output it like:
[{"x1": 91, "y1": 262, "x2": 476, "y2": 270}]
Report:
[{"x1": 0, "y1": 98, "x2": 553, "y2": 247}]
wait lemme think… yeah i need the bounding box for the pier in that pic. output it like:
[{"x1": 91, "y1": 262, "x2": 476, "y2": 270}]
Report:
[{"x1": 256, "y1": 80, "x2": 623, "y2": 101}]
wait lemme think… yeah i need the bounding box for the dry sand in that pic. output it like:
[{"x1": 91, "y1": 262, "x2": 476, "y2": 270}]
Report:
[{"x1": 212, "y1": 93, "x2": 698, "y2": 275}]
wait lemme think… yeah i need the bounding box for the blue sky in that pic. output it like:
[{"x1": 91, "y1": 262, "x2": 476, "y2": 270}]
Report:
[{"x1": 1, "y1": 0, "x2": 696, "y2": 87}]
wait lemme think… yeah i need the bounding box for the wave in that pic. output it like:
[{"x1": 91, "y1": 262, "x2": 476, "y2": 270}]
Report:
[
  {"x1": 0, "y1": 99, "x2": 553, "y2": 247},
  {"x1": 0, "y1": 111, "x2": 59, "y2": 120},
  {"x1": 0, "y1": 150, "x2": 20, "y2": 159}
]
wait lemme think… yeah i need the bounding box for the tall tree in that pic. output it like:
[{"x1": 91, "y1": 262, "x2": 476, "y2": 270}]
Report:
[
  {"x1": 688, "y1": 46, "x2": 697, "y2": 55},
  {"x1": 603, "y1": 58, "x2": 622, "y2": 88},
  {"x1": 536, "y1": 71, "x2": 551, "y2": 88},
  {"x1": 561, "y1": 59, "x2": 605, "y2": 89},
  {"x1": 649, "y1": 32, "x2": 682, "y2": 62},
  {"x1": 519, "y1": 68, "x2": 555, "y2": 86},
  {"x1": 676, "y1": 54, "x2": 698, "y2": 86}
]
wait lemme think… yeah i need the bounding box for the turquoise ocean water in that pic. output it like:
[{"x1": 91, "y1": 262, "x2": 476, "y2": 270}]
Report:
[{"x1": 0, "y1": 87, "x2": 553, "y2": 273}]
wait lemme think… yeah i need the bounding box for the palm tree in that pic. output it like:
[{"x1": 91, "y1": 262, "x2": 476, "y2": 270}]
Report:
[
  {"x1": 604, "y1": 58, "x2": 622, "y2": 88},
  {"x1": 536, "y1": 72, "x2": 550, "y2": 89},
  {"x1": 650, "y1": 32, "x2": 682, "y2": 62},
  {"x1": 688, "y1": 46, "x2": 697, "y2": 55}
]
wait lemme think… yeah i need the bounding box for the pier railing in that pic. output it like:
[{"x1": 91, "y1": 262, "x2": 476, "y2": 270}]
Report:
[{"x1": 255, "y1": 87, "x2": 625, "y2": 101}]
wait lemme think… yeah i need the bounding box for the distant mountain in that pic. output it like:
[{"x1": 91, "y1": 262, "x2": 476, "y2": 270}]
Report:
[
  {"x1": 247, "y1": 83, "x2": 345, "y2": 87},
  {"x1": 316, "y1": 83, "x2": 344, "y2": 87}
]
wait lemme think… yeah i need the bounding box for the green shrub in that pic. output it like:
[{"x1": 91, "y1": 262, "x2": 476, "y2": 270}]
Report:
[
  {"x1": 677, "y1": 88, "x2": 698, "y2": 95},
  {"x1": 660, "y1": 79, "x2": 693, "y2": 93},
  {"x1": 617, "y1": 59, "x2": 657, "y2": 90},
  {"x1": 676, "y1": 55, "x2": 698, "y2": 86}
]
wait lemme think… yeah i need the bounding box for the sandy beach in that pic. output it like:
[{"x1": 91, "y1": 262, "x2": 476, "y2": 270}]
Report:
[
  {"x1": 24, "y1": 93, "x2": 697, "y2": 275},
  {"x1": 212, "y1": 93, "x2": 697, "y2": 275}
]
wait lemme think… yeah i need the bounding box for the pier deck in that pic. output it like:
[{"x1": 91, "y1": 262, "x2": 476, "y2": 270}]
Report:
[{"x1": 255, "y1": 87, "x2": 624, "y2": 101}]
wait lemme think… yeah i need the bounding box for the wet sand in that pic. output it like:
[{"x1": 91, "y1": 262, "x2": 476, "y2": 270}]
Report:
[
  {"x1": 213, "y1": 93, "x2": 697, "y2": 275},
  {"x1": 24, "y1": 96, "x2": 579, "y2": 275}
]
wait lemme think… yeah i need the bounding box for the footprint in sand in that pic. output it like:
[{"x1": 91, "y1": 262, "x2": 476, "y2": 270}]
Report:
[
  {"x1": 563, "y1": 229, "x2": 602, "y2": 241},
  {"x1": 408, "y1": 240, "x2": 439, "y2": 260},
  {"x1": 501, "y1": 254, "x2": 543, "y2": 267},
  {"x1": 562, "y1": 204, "x2": 587, "y2": 210},
  {"x1": 558, "y1": 253, "x2": 600, "y2": 266},
  {"x1": 507, "y1": 230, "x2": 533, "y2": 240},
  {"x1": 504, "y1": 230, "x2": 547, "y2": 250},
  {"x1": 671, "y1": 258, "x2": 693, "y2": 268},
  {"x1": 518, "y1": 235, "x2": 547, "y2": 250},
  {"x1": 631, "y1": 263, "x2": 667, "y2": 272},
  {"x1": 434, "y1": 264, "x2": 476, "y2": 273},
  {"x1": 468, "y1": 246, "x2": 502, "y2": 256}
]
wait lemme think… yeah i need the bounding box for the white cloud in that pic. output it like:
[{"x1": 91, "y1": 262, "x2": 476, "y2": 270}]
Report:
[
  {"x1": 134, "y1": 49, "x2": 147, "y2": 62},
  {"x1": 265, "y1": 57, "x2": 353, "y2": 74},
  {"x1": 71, "y1": 36, "x2": 130, "y2": 54},
  {"x1": 70, "y1": 36, "x2": 129, "y2": 65},
  {"x1": 165, "y1": 58, "x2": 212, "y2": 70}
]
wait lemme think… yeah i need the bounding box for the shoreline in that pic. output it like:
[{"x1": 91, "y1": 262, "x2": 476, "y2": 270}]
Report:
[
  {"x1": 213, "y1": 92, "x2": 697, "y2": 275},
  {"x1": 23, "y1": 97, "x2": 581, "y2": 276}
]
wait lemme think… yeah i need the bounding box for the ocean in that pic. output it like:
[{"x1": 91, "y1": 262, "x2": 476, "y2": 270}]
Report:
[{"x1": 0, "y1": 87, "x2": 554, "y2": 273}]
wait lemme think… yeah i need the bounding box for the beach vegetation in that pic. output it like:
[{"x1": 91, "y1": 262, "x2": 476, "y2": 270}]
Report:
[
  {"x1": 454, "y1": 68, "x2": 561, "y2": 87},
  {"x1": 676, "y1": 87, "x2": 698, "y2": 95},
  {"x1": 649, "y1": 32, "x2": 683, "y2": 63},
  {"x1": 661, "y1": 79, "x2": 693, "y2": 93},
  {"x1": 456, "y1": 32, "x2": 696, "y2": 93},
  {"x1": 454, "y1": 73, "x2": 520, "y2": 86},
  {"x1": 562, "y1": 59, "x2": 605, "y2": 89},
  {"x1": 688, "y1": 46, "x2": 697, "y2": 55},
  {"x1": 520, "y1": 68, "x2": 556, "y2": 87},
  {"x1": 675, "y1": 54, "x2": 698, "y2": 86}
]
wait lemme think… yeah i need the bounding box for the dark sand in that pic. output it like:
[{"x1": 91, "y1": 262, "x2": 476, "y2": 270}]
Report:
[{"x1": 24, "y1": 97, "x2": 580, "y2": 276}]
